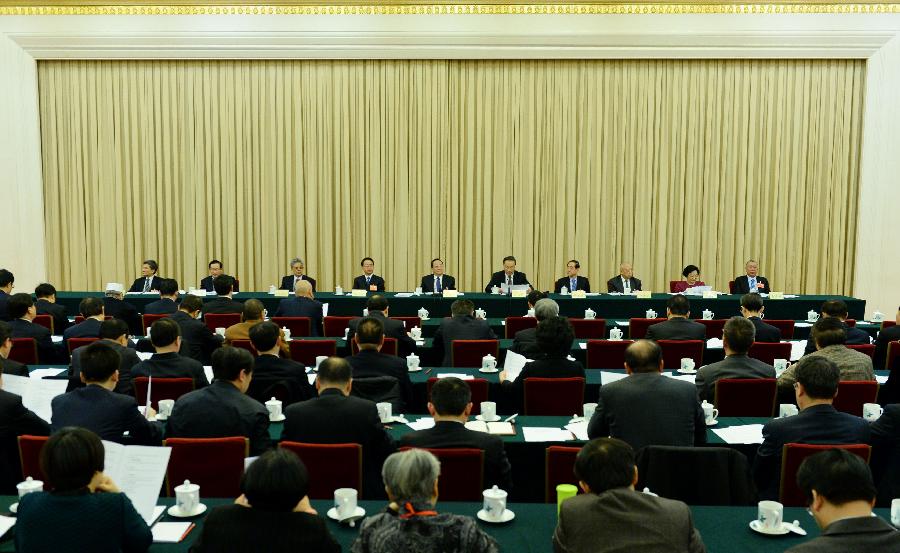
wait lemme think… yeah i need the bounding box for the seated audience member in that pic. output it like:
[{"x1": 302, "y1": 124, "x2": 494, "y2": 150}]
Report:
[
  {"x1": 874, "y1": 306, "x2": 900, "y2": 371},
  {"x1": 671, "y1": 264, "x2": 705, "y2": 293},
  {"x1": 225, "y1": 299, "x2": 289, "y2": 357},
  {"x1": 166, "y1": 346, "x2": 270, "y2": 455},
  {"x1": 554, "y1": 259, "x2": 591, "y2": 293},
  {"x1": 353, "y1": 257, "x2": 386, "y2": 292},
  {"x1": 694, "y1": 317, "x2": 775, "y2": 402},
  {"x1": 510, "y1": 294, "x2": 554, "y2": 356},
  {"x1": 732, "y1": 259, "x2": 771, "y2": 294},
  {"x1": 200, "y1": 259, "x2": 239, "y2": 293},
  {"x1": 128, "y1": 259, "x2": 161, "y2": 292},
  {"x1": 802, "y1": 299, "x2": 872, "y2": 356},
  {"x1": 0, "y1": 320, "x2": 28, "y2": 376},
  {"x1": 870, "y1": 403, "x2": 900, "y2": 506},
  {"x1": 606, "y1": 262, "x2": 642, "y2": 294},
  {"x1": 420, "y1": 258, "x2": 456, "y2": 294},
  {"x1": 274, "y1": 279, "x2": 324, "y2": 337},
  {"x1": 553, "y1": 438, "x2": 706, "y2": 553},
  {"x1": 484, "y1": 255, "x2": 531, "y2": 293},
  {"x1": 0, "y1": 357, "x2": 50, "y2": 494},
  {"x1": 169, "y1": 294, "x2": 222, "y2": 365},
  {"x1": 738, "y1": 293, "x2": 781, "y2": 342},
  {"x1": 143, "y1": 278, "x2": 179, "y2": 315},
  {"x1": 34, "y1": 283, "x2": 70, "y2": 335},
  {"x1": 400, "y1": 377, "x2": 512, "y2": 490},
  {"x1": 501, "y1": 316, "x2": 585, "y2": 408},
  {"x1": 281, "y1": 357, "x2": 395, "y2": 498},
  {"x1": 785, "y1": 449, "x2": 900, "y2": 552},
  {"x1": 351, "y1": 449, "x2": 498, "y2": 553},
  {"x1": 280, "y1": 257, "x2": 317, "y2": 293},
  {"x1": 7, "y1": 292, "x2": 63, "y2": 364},
  {"x1": 588, "y1": 340, "x2": 705, "y2": 450},
  {"x1": 14, "y1": 427, "x2": 152, "y2": 553},
  {"x1": 248, "y1": 321, "x2": 313, "y2": 405},
  {"x1": 432, "y1": 299, "x2": 497, "y2": 367},
  {"x1": 346, "y1": 316, "x2": 412, "y2": 412},
  {"x1": 69, "y1": 318, "x2": 140, "y2": 395},
  {"x1": 0, "y1": 268, "x2": 13, "y2": 321},
  {"x1": 63, "y1": 297, "x2": 106, "y2": 341},
  {"x1": 645, "y1": 295, "x2": 706, "y2": 341},
  {"x1": 131, "y1": 318, "x2": 209, "y2": 389},
  {"x1": 754, "y1": 357, "x2": 870, "y2": 499},
  {"x1": 201, "y1": 275, "x2": 244, "y2": 316},
  {"x1": 347, "y1": 294, "x2": 416, "y2": 357},
  {"x1": 192, "y1": 449, "x2": 339, "y2": 552},
  {"x1": 102, "y1": 282, "x2": 141, "y2": 336},
  {"x1": 52, "y1": 342, "x2": 161, "y2": 445},
  {"x1": 779, "y1": 317, "x2": 875, "y2": 394}
]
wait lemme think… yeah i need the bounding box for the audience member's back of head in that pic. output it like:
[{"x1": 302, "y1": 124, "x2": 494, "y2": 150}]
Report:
[
  {"x1": 535, "y1": 316, "x2": 575, "y2": 357},
  {"x1": 667, "y1": 294, "x2": 690, "y2": 316},
  {"x1": 450, "y1": 299, "x2": 474, "y2": 317},
  {"x1": 158, "y1": 278, "x2": 179, "y2": 296},
  {"x1": 821, "y1": 299, "x2": 849, "y2": 319},
  {"x1": 0, "y1": 320, "x2": 11, "y2": 345},
  {"x1": 574, "y1": 438, "x2": 636, "y2": 494},
  {"x1": 34, "y1": 283, "x2": 56, "y2": 299},
  {"x1": 527, "y1": 290, "x2": 548, "y2": 308},
  {"x1": 430, "y1": 377, "x2": 471, "y2": 416},
  {"x1": 796, "y1": 448, "x2": 876, "y2": 507},
  {"x1": 0, "y1": 269, "x2": 14, "y2": 288},
  {"x1": 812, "y1": 316, "x2": 847, "y2": 347},
  {"x1": 213, "y1": 275, "x2": 235, "y2": 296},
  {"x1": 8, "y1": 293, "x2": 33, "y2": 319},
  {"x1": 366, "y1": 294, "x2": 389, "y2": 312},
  {"x1": 249, "y1": 321, "x2": 280, "y2": 352},
  {"x1": 179, "y1": 295, "x2": 203, "y2": 313},
  {"x1": 241, "y1": 449, "x2": 310, "y2": 512},
  {"x1": 241, "y1": 299, "x2": 265, "y2": 322},
  {"x1": 796, "y1": 357, "x2": 840, "y2": 400},
  {"x1": 723, "y1": 316, "x2": 755, "y2": 354},
  {"x1": 317, "y1": 357, "x2": 351, "y2": 386},
  {"x1": 381, "y1": 448, "x2": 440, "y2": 504},
  {"x1": 624, "y1": 340, "x2": 663, "y2": 373},
  {"x1": 150, "y1": 317, "x2": 180, "y2": 348},
  {"x1": 78, "y1": 297, "x2": 104, "y2": 318},
  {"x1": 212, "y1": 346, "x2": 254, "y2": 381},
  {"x1": 533, "y1": 298, "x2": 559, "y2": 321},
  {"x1": 356, "y1": 317, "x2": 384, "y2": 346},
  {"x1": 40, "y1": 427, "x2": 104, "y2": 493},
  {"x1": 99, "y1": 318, "x2": 129, "y2": 341},
  {"x1": 740, "y1": 293, "x2": 764, "y2": 312},
  {"x1": 80, "y1": 341, "x2": 121, "y2": 383}
]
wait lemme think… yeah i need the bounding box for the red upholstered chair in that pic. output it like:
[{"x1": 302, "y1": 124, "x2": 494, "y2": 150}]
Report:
[
  {"x1": 280, "y1": 442, "x2": 363, "y2": 499},
  {"x1": 585, "y1": 340, "x2": 634, "y2": 369},
  {"x1": 141, "y1": 313, "x2": 169, "y2": 331},
  {"x1": 628, "y1": 318, "x2": 666, "y2": 339},
  {"x1": 427, "y1": 377, "x2": 489, "y2": 416},
  {"x1": 728, "y1": 281, "x2": 736, "y2": 294},
  {"x1": 390, "y1": 316, "x2": 422, "y2": 330},
  {"x1": 669, "y1": 281, "x2": 681, "y2": 293},
  {"x1": 887, "y1": 341, "x2": 900, "y2": 371},
  {"x1": 883, "y1": 321, "x2": 897, "y2": 330},
  {"x1": 271, "y1": 317, "x2": 313, "y2": 337},
  {"x1": 74, "y1": 315, "x2": 112, "y2": 325},
  {"x1": 523, "y1": 377, "x2": 586, "y2": 416},
  {"x1": 18, "y1": 435, "x2": 49, "y2": 482},
  {"x1": 323, "y1": 316, "x2": 354, "y2": 337},
  {"x1": 9, "y1": 338, "x2": 38, "y2": 364},
  {"x1": 32, "y1": 315, "x2": 54, "y2": 335},
  {"x1": 133, "y1": 377, "x2": 195, "y2": 411},
  {"x1": 846, "y1": 344, "x2": 875, "y2": 358},
  {"x1": 204, "y1": 313, "x2": 241, "y2": 332},
  {"x1": 545, "y1": 446, "x2": 582, "y2": 503},
  {"x1": 780, "y1": 443, "x2": 870, "y2": 506},
  {"x1": 569, "y1": 319, "x2": 607, "y2": 340},
  {"x1": 748, "y1": 342, "x2": 793, "y2": 366},
  {"x1": 289, "y1": 340, "x2": 337, "y2": 365},
  {"x1": 505, "y1": 317, "x2": 537, "y2": 338},
  {"x1": 230, "y1": 339, "x2": 258, "y2": 356},
  {"x1": 832, "y1": 381, "x2": 879, "y2": 417},
  {"x1": 451, "y1": 340, "x2": 499, "y2": 368},
  {"x1": 765, "y1": 320, "x2": 795, "y2": 339},
  {"x1": 713, "y1": 378, "x2": 777, "y2": 417},
  {"x1": 658, "y1": 340, "x2": 704, "y2": 371},
  {"x1": 696, "y1": 319, "x2": 727, "y2": 339},
  {"x1": 401, "y1": 447, "x2": 484, "y2": 501},
  {"x1": 845, "y1": 319, "x2": 857, "y2": 328},
  {"x1": 163, "y1": 437, "x2": 248, "y2": 497},
  {"x1": 350, "y1": 337, "x2": 398, "y2": 356},
  {"x1": 67, "y1": 337, "x2": 100, "y2": 353}
]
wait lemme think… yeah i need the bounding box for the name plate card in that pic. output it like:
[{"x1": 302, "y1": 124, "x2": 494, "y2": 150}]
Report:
[
  {"x1": 769, "y1": 291, "x2": 785, "y2": 300},
  {"x1": 636, "y1": 291, "x2": 652, "y2": 299},
  {"x1": 350, "y1": 289, "x2": 367, "y2": 297},
  {"x1": 442, "y1": 289, "x2": 458, "y2": 298},
  {"x1": 273, "y1": 290, "x2": 289, "y2": 297},
  {"x1": 571, "y1": 290, "x2": 587, "y2": 299},
  {"x1": 511, "y1": 289, "x2": 527, "y2": 298},
  {"x1": 702, "y1": 291, "x2": 718, "y2": 299}
]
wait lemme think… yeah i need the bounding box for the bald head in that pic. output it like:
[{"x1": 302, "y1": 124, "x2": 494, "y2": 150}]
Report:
[
  {"x1": 619, "y1": 263, "x2": 634, "y2": 279},
  {"x1": 624, "y1": 340, "x2": 663, "y2": 373},
  {"x1": 294, "y1": 279, "x2": 313, "y2": 298}
]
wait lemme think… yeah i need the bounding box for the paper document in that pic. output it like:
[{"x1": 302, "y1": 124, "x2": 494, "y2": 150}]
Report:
[
  {"x1": 394, "y1": 293, "x2": 414, "y2": 297},
  {"x1": 599, "y1": 371, "x2": 629, "y2": 385},
  {"x1": 0, "y1": 517, "x2": 14, "y2": 539},
  {"x1": 522, "y1": 427, "x2": 573, "y2": 442},
  {"x1": 711, "y1": 424, "x2": 765, "y2": 444},
  {"x1": 136, "y1": 352, "x2": 153, "y2": 361},
  {"x1": 789, "y1": 341, "x2": 807, "y2": 362},
  {"x1": 102, "y1": 441, "x2": 172, "y2": 525},
  {"x1": 794, "y1": 322, "x2": 812, "y2": 328},
  {"x1": 407, "y1": 417, "x2": 436, "y2": 431},
  {"x1": 502, "y1": 351, "x2": 531, "y2": 383},
  {"x1": 2, "y1": 373, "x2": 68, "y2": 423},
  {"x1": 615, "y1": 321, "x2": 630, "y2": 327},
  {"x1": 203, "y1": 366, "x2": 214, "y2": 383},
  {"x1": 152, "y1": 522, "x2": 194, "y2": 543},
  {"x1": 307, "y1": 374, "x2": 316, "y2": 385},
  {"x1": 706, "y1": 338, "x2": 724, "y2": 349},
  {"x1": 29, "y1": 367, "x2": 67, "y2": 379},
  {"x1": 876, "y1": 375, "x2": 889, "y2": 384},
  {"x1": 436, "y1": 373, "x2": 474, "y2": 380},
  {"x1": 51, "y1": 335, "x2": 63, "y2": 343},
  {"x1": 321, "y1": 302, "x2": 328, "y2": 318},
  {"x1": 565, "y1": 421, "x2": 589, "y2": 441},
  {"x1": 464, "y1": 421, "x2": 516, "y2": 435},
  {"x1": 148, "y1": 505, "x2": 166, "y2": 524}
]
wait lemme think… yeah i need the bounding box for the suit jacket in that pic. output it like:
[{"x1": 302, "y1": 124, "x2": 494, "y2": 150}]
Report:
[
  {"x1": 785, "y1": 516, "x2": 900, "y2": 553},
  {"x1": 554, "y1": 276, "x2": 591, "y2": 294},
  {"x1": 63, "y1": 317, "x2": 102, "y2": 341},
  {"x1": 553, "y1": 488, "x2": 706, "y2": 553},
  {"x1": 35, "y1": 298, "x2": 69, "y2": 335},
  {"x1": 802, "y1": 321, "x2": 872, "y2": 356},
  {"x1": 748, "y1": 316, "x2": 781, "y2": 342},
  {"x1": 420, "y1": 274, "x2": 456, "y2": 293},
  {"x1": 754, "y1": 403, "x2": 870, "y2": 499},
  {"x1": 128, "y1": 275, "x2": 161, "y2": 293},
  {"x1": 511, "y1": 327, "x2": 539, "y2": 356},
  {"x1": 733, "y1": 275, "x2": 771, "y2": 294},
  {"x1": 0, "y1": 389, "x2": 50, "y2": 494},
  {"x1": 167, "y1": 380, "x2": 271, "y2": 455},
  {"x1": 248, "y1": 354, "x2": 314, "y2": 406},
  {"x1": 0, "y1": 290, "x2": 9, "y2": 321},
  {"x1": 274, "y1": 296, "x2": 324, "y2": 337},
  {"x1": 874, "y1": 324, "x2": 900, "y2": 370},
  {"x1": 103, "y1": 296, "x2": 142, "y2": 336},
  {"x1": 9, "y1": 318, "x2": 62, "y2": 364},
  {"x1": 69, "y1": 340, "x2": 141, "y2": 395},
  {"x1": 191, "y1": 504, "x2": 340, "y2": 553},
  {"x1": 131, "y1": 351, "x2": 209, "y2": 390},
  {"x1": 646, "y1": 317, "x2": 707, "y2": 341},
  {"x1": 433, "y1": 315, "x2": 498, "y2": 367},
  {"x1": 484, "y1": 270, "x2": 530, "y2": 293},
  {"x1": 353, "y1": 274, "x2": 386, "y2": 292},
  {"x1": 346, "y1": 349, "x2": 413, "y2": 412},
  {"x1": 280, "y1": 274, "x2": 317, "y2": 293},
  {"x1": 200, "y1": 274, "x2": 239, "y2": 293},
  {"x1": 588, "y1": 372, "x2": 706, "y2": 450},
  {"x1": 501, "y1": 356, "x2": 586, "y2": 411},
  {"x1": 143, "y1": 297, "x2": 178, "y2": 315},
  {"x1": 170, "y1": 310, "x2": 222, "y2": 365},
  {"x1": 694, "y1": 353, "x2": 775, "y2": 402},
  {"x1": 870, "y1": 404, "x2": 900, "y2": 506},
  {"x1": 201, "y1": 296, "x2": 244, "y2": 316},
  {"x1": 779, "y1": 345, "x2": 875, "y2": 391},
  {"x1": 51, "y1": 385, "x2": 162, "y2": 446},
  {"x1": 347, "y1": 311, "x2": 416, "y2": 357},
  {"x1": 606, "y1": 275, "x2": 643, "y2": 293},
  {"x1": 0, "y1": 356, "x2": 28, "y2": 376},
  {"x1": 400, "y1": 420, "x2": 514, "y2": 490}
]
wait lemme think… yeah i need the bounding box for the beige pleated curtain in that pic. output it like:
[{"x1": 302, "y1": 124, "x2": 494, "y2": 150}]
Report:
[{"x1": 37, "y1": 59, "x2": 864, "y2": 294}]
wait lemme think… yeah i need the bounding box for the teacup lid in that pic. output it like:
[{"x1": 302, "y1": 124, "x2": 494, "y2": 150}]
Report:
[
  {"x1": 266, "y1": 397, "x2": 281, "y2": 405},
  {"x1": 18, "y1": 476, "x2": 42, "y2": 488},
  {"x1": 175, "y1": 479, "x2": 199, "y2": 492},
  {"x1": 483, "y1": 484, "x2": 506, "y2": 498}
]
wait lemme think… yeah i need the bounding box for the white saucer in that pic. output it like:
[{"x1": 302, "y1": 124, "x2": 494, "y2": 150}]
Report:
[
  {"x1": 749, "y1": 520, "x2": 790, "y2": 535},
  {"x1": 9, "y1": 502, "x2": 18, "y2": 514},
  {"x1": 476, "y1": 508, "x2": 515, "y2": 523},
  {"x1": 407, "y1": 367, "x2": 423, "y2": 372},
  {"x1": 167, "y1": 503, "x2": 207, "y2": 518},
  {"x1": 479, "y1": 368, "x2": 499, "y2": 374},
  {"x1": 476, "y1": 414, "x2": 501, "y2": 422},
  {"x1": 269, "y1": 414, "x2": 286, "y2": 422},
  {"x1": 706, "y1": 419, "x2": 718, "y2": 426},
  {"x1": 326, "y1": 506, "x2": 366, "y2": 521}
]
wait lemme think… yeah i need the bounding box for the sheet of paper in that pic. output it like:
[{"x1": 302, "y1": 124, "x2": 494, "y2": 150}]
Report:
[
  {"x1": 0, "y1": 517, "x2": 14, "y2": 538},
  {"x1": 152, "y1": 522, "x2": 194, "y2": 543},
  {"x1": 615, "y1": 321, "x2": 630, "y2": 327},
  {"x1": 565, "y1": 421, "x2": 589, "y2": 441},
  {"x1": 394, "y1": 293, "x2": 414, "y2": 297},
  {"x1": 522, "y1": 427, "x2": 573, "y2": 442},
  {"x1": 794, "y1": 322, "x2": 813, "y2": 328},
  {"x1": 407, "y1": 417, "x2": 436, "y2": 431},
  {"x1": 203, "y1": 366, "x2": 214, "y2": 383},
  {"x1": 502, "y1": 350, "x2": 531, "y2": 383},
  {"x1": 784, "y1": 294, "x2": 799, "y2": 298},
  {"x1": 321, "y1": 302, "x2": 329, "y2": 318},
  {"x1": 149, "y1": 505, "x2": 166, "y2": 524},
  {"x1": 711, "y1": 424, "x2": 765, "y2": 444},
  {"x1": 464, "y1": 420, "x2": 488, "y2": 433},
  {"x1": 136, "y1": 351, "x2": 153, "y2": 361},
  {"x1": 2, "y1": 374, "x2": 68, "y2": 423},
  {"x1": 436, "y1": 373, "x2": 474, "y2": 380},
  {"x1": 789, "y1": 340, "x2": 807, "y2": 362},
  {"x1": 102, "y1": 441, "x2": 172, "y2": 525},
  {"x1": 51, "y1": 335, "x2": 63, "y2": 343},
  {"x1": 29, "y1": 367, "x2": 68, "y2": 379},
  {"x1": 486, "y1": 422, "x2": 516, "y2": 435},
  {"x1": 706, "y1": 338, "x2": 724, "y2": 349},
  {"x1": 307, "y1": 374, "x2": 316, "y2": 385},
  {"x1": 599, "y1": 371, "x2": 630, "y2": 385}
]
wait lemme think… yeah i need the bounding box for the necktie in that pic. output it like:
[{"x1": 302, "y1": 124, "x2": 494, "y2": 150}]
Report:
[
  {"x1": 366, "y1": 276, "x2": 371, "y2": 286},
  {"x1": 749, "y1": 277, "x2": 756, "y2": 290},
  {"x1": 570, "y1": 278, "x2": 577, "y2": 291},
  {"x1": 142, "y1": 277, "x2": 151, "y2": 292},
  {"x1": 436, "y1": 277, "x2": 442, "y2": 293},
  {"x1": 507, "y1": 275, "x2": 512, "y2": 287},
  {"x1": 623, "y1": 278, "x2": 630, "y2": 292}
]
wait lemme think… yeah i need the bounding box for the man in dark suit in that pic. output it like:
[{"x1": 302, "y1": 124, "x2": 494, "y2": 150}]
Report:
[
  {"x1": 432, "y1": 299, "x2": 498, "y2": 367},
  {"x1": 247, "y1": 321, "x2": 313, "y2": 406},
  {"x1": 274, "y1": 280, "x2": 324, "y2": 337},
  {"x1": 484, "y1": 255, "x2": 531, "y2": 293},
  {"x1": 420, "y1": 258, "x2": 456, "y2": 294},
  {"x1": 0, "y1": 269, "x2": 13, "y2": 321},
  {"x1": 102, "y1": 282, "x2": 142, "y2": 336},
  {"x1": 738, "y1": 293, "x2": 781, "y2": 342},
  {"x1": 170, "y1": 295, "x2": 222, "y2": 365},
  {"x1": 281, "y1": 357, "x2": 395, "y2": 498},
  {"x1": 7, "y1": 293, "x2": 64, "y2": 364},
  {"x1": 645, "y1": 295, "x2": 707, "y2": 341},
  {"x1": 352, "y1": 257, "x2": 385, "y2": 292},
  {"x1": 695, "y1": 317, "x2": 775, "y2": 401},
  {"x1": 553, "y1": 438, "x2": 706, "y2": 553},
  {"x1": 346, "y1": 316, "x2": 413, "y2": 412},
  {"x1": 143, "y1": 278, "x2": 179, "y2": 315},
  {"x1": 588, "y1": 340, "x2": 706, "y2": 450},
  {"x1": 200, "y1": 259, "x2": 240, "y2": 293},
  {"x1": 128, "y1": 259, "x2": 162, "y2": 293},
  {"x1": 732, "y1": 259, "x2": 771, "y2": 294},
  {"x1": 201, "y1": 275, "x2": 244, "y2": 317},
  {"x1": 0, "y1": 321, "x2": 29, "y2": 377},
  {"x1": 401, "y1": 377, "x2": 513, "y2": 490},
  {"x1": 63, "y1": 297, "x2": 105, "y2": 342},
  {"x1": 874, "y1": 307, "x2": 900, "y2": 371},
  {"x1": 69, "y1": 319, "x2": 140, "y2": 396},
  {"x1": 510, "y1": 293, "x2": 552, "y2": 356},
  {"x1": 802, "y1": 299, "x2": 873, "y2": 356},
  {"x1": 554, "y1": 259, "x2": 591, "y2": 294},
  {"x1": 52, "y1": 342, "x2": 162, "y2": 445},
  {"x1": 167, "y1": 346, "x2": 270, "y2": 456},
  {"x1": 280, "y1": 257, "x2": 317, "y2": 293},
  {"x1": 870, "y1": 403, "x2": 900, "y2": 506},
  {"x1": 131, "y1": 318, "x2": 209, "y2": 389},
  {"x1": 346, "y1": 295, "x2": 415, "y2": 357},
  {"x1": 34, "y1": 283, "x2": 70, "y2": 335},
  {"x1": 754, "y1": 356, "x2": 870, "y2": 499},
  {"x1": 606, "y1": 263, "x2": 642, "y2": 293},
  {"x1": 0, "y1": 360, "x2": 50, "y2": 493}
]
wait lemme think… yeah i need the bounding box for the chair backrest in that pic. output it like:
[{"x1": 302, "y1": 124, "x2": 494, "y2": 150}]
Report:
[
  {"x1": 669, "y1": 281, "x2": 681, "y2": 293},
  {"x1": 636, "y1": 446, "x2": 755, "y2": 506},
  {"x1": 846, "y1": 344, "x2": 875, "y2": 358},
  {"x1": 9, "y1": 338, "x2": 38, "y2": 364},
  {"x1": 350, "y1": 337, "x2": 398, "y2": 356},
  {"x1": 544, "y1": 445, "x2": 581, "y2": 502},
  {"x1": 427, "y1": 377, "x2": 489, "y2": 416},
  {"x1": 728, "y1": 280, "x2": 736, "y2": 294},
  {"x1": 204, "y1": 313, "x2": 242, "y2": 332},
  {"x1": 714, "y1": 378, "x2": 777, "y2": 417},
  {"x1": 133, "y1": 377, "x2": 195, "y2": 411},
  {"x1": 271, "y1": 317, "x2": 312, "y2": 337},
  {"x1": 18, "y1": 435, "x2": 49, "y2": 483},
  {"x1": 390, "y1": 316, "x2": 422, "y2": 330},
  {"x1": 32, "y1": 314, "x2": 54, "y2": 334},
  {"x1": 844, "y1": 319, "x2": 857, "y2": 328},
  {"x1": 231, "y1": 339, "x2": 258, "y2": 356},
  {"x1": 523, "y1": 377, "x2": 586, "y2": 416},
  {"x1": 67, "y1": 336, "x2": 100, "y2": 354},
  {"x1": 505, "y1": 316, "x2": 538, "y2": 338},
  {"x1": 279, "y1": 441, "x2": 363, "y2": 499},
  {"x1": 141, "y1": 313, "x2": 169, "y2": 331},
  {"x1": 350, "y1": 376, "x2": 402, "y2": 411},
  {"x1": 288, "y1": 340, "x2": 337, "y2": 365},
  {"x1": 402, "y1": 447, "x2": 484, "y2": 501},
  {"x1": 780, "y1": 443, "x2": 871, "y2": 506},
  {"x1": 888, "y1": 341, "x2": 900, "y2": 371},
  {"x1": 883, "y1": 320, "x2": 897, "y2": 330},
  {"x1": 568, "y1": 318, "x2": 607, "y2": 340},
  {"x1": 74, "y1": 315, "x2": 112, "y2": 325},
  {"x1": 628, "y1": 318, "x2": 667, "y2": 339},
  {"x1": 696, "y1": 319, "x2": 727, "y2": 339},
  {"x1": 323, "y1": 316, "x2": 354, "y2": 337},
  {"x1": 451, "y1": 340, "x2": 499, "y2": 367},
  {"x1": 163, "y1": 437, "x2": 248, "y2": 497},
  {"x1": 747, "y1": 342, "x2": 792, "y2": 366},
  {"x1": 657, "y1": 340, "x2": 704, "y2": 370},
  {"x1": 832, "y1": 380, "x2": 879, "y2": 417},
  {"x1": 585, "y1": 340, "x2": 634, "y2": 369},
  {"x1": 765, "y1": 320, "x2": 795, "y2": 339}
]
